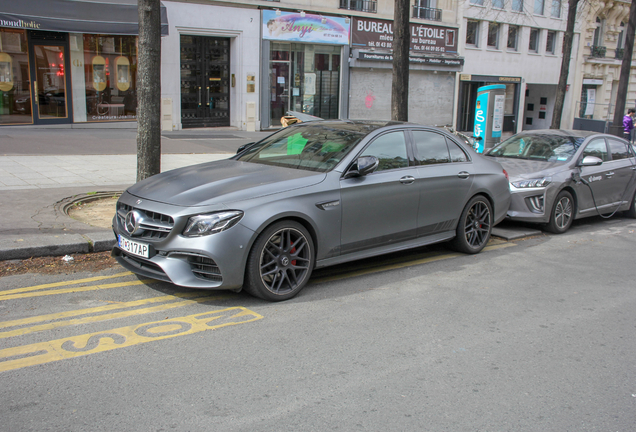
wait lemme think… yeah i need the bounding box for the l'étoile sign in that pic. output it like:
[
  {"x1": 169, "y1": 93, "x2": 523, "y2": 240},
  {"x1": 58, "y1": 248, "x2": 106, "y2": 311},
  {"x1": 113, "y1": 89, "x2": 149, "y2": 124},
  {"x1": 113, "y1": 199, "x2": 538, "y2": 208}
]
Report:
[{"x1": 352, "y1": 17, "x2": 458, "y2": 54}]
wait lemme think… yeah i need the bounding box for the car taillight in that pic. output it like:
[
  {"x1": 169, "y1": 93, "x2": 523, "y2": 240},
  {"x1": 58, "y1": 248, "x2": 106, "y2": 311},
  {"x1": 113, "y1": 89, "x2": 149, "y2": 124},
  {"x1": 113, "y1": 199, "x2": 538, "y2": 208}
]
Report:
[{"x1": 503, "y1": 169, "x2": 509, "y2": 181}]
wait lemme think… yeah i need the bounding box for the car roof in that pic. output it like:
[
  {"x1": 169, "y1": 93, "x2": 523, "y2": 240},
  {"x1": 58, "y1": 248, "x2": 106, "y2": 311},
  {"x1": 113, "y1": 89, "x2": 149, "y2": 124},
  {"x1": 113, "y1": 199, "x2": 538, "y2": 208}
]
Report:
[{"x1": 512, "y1": 129, "x2": 604, "y2": 139}]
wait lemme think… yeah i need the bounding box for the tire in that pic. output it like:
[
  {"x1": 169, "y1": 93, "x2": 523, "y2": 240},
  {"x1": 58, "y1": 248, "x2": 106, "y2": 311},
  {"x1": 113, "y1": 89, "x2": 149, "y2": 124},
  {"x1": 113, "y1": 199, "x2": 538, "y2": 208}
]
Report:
[
  {"x1": 625, "y1": 189, "x2": 636, "y2": 219},
  {"x1": 545, "y1": 190, "x2": 574, "y2": 234},
  {"x1": 450, "y1": 195, "x2": 492, "y2": 254},
  {"x1": 244, "y1": 221, "x2": 314, "y2": 301}
]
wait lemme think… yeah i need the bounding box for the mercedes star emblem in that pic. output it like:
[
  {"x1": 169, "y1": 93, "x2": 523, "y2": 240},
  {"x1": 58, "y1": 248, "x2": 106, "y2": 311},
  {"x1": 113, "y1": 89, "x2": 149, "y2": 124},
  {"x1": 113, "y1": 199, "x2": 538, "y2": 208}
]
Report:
[{"x1": 124, "y1": 210, "x2": 145, "y2": 236}]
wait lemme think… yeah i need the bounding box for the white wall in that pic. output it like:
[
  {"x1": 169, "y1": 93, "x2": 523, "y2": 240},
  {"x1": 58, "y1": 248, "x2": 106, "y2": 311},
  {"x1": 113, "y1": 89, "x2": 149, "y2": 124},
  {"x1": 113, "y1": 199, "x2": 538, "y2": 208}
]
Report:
[{"x1": 161, "y1": 2, "x2": 261, "y2": 130}]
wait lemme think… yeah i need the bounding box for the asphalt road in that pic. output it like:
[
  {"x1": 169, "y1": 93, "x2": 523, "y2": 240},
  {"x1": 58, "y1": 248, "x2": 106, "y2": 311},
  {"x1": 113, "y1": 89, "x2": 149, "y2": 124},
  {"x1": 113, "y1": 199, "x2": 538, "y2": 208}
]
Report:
[{"x1": 1, "y1": 216, "x2": 635, "y2": 431}]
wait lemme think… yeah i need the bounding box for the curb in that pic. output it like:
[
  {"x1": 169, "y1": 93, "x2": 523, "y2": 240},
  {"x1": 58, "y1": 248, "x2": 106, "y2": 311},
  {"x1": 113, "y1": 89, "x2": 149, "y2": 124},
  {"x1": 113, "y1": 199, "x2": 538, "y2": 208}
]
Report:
[{"x1": 0, "y1": 232, "x2": 115, "y2": 261}]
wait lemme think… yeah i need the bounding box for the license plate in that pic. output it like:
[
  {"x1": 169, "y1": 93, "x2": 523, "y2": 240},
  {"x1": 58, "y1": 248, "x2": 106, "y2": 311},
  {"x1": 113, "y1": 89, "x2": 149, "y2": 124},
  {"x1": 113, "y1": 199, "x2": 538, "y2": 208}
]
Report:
[{"x1": 118, "y1": 235, "x2": 150, "y2": 258}]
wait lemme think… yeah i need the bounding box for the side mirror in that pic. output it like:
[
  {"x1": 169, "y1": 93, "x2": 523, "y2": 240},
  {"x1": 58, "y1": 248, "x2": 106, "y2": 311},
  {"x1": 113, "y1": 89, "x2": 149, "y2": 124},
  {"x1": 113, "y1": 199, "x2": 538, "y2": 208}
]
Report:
[
  {"x1": 579, "y1": 155, "x2": 603, "y2": 167},
  {"x1": 474, "y1": 135, "x2": 483, "y2": 141},
  {"x1": 345, "y1": 156, "x2": 379, "y2": 178},
  {"x1": 236, "y1": 142, "x2": 255, "y2": 154}
]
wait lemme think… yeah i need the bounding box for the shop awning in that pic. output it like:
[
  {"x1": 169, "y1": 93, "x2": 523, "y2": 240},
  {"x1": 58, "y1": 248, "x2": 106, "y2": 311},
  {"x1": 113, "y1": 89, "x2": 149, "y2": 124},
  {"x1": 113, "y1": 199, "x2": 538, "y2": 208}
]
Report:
[{"x1": 0, "y1": 0, "x2": 168, "y2": 36}]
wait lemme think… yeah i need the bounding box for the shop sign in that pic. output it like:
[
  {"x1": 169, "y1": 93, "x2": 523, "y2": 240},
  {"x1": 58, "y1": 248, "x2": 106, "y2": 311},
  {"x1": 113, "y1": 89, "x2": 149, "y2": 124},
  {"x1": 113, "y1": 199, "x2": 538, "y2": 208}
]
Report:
[
  {"x1": 263, "y1": 10, "x2": 350, "y2": 45},
  {"x1": 358, "y1": 51, "x2": 463, "y2": 66},
  {"x1": 352, "y1": 17, "x2": 458, "y2": 54}
]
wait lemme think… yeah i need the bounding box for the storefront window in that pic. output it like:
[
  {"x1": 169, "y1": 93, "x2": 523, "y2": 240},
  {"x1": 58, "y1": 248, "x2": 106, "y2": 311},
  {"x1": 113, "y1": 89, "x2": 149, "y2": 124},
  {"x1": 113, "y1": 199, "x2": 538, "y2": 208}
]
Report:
[
  {"x1": 70, "y1": 34, "x2": 137, "y2": 122},
  {"x1": 0, "y1": 29, "x2": 31, "y2": 125},
  {"x1": 270, "y1": 43, "x2": 341, "y2": 126}
]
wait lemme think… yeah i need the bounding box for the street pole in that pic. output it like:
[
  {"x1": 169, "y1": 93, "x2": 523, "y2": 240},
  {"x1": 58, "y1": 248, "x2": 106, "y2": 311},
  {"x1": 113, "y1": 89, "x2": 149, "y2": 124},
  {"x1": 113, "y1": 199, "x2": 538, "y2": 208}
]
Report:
[
  {"x1": 391, "y1": 0, "x2": 410, "y2": 122},
  {"x1": 136, "y1": 0, "x2": 162, "y2": 182}
]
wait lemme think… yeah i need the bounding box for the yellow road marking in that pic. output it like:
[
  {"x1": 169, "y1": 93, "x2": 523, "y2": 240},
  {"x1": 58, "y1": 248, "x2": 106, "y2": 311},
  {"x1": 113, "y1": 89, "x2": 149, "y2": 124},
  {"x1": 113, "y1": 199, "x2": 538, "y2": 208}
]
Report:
[
  {"x1": 311, "y1": 242, "x2": 516, "y2": 284},
  {"x1": 0, "y1": 307, "x2": 263, "y2": 373},
  {"x1": 0, "y1": 295, "x2": 229, "y2": 339},
  {"x1": 0, "y1": 271, "x2": 133, "y2": 297},
  {"x1": 0, "y1": 293, "x2": 202, "y2": 329},
  {"x1": 0, "y1": 279, "x2": 154, "y2": 301}
]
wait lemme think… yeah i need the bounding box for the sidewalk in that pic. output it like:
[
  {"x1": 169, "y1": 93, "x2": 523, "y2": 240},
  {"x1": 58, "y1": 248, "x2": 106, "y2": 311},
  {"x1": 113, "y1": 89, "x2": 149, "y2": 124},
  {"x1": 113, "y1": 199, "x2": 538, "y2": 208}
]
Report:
[{"x1": 0, "y1": 127, "x2": 270, "y2": 260}]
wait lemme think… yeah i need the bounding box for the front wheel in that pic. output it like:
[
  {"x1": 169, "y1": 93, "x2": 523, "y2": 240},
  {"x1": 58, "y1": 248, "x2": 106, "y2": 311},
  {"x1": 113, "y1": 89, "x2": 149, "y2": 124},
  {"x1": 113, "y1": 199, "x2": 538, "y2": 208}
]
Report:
[
  {"x1": 244, "y1": 221, "x2": 314, "y2": 302},
  {"x1": 545, "y1": 190, "x2": 574, "y2": 234},
  {"x1": 450, "y1": 195, "x2": 492, "y2": 254}
]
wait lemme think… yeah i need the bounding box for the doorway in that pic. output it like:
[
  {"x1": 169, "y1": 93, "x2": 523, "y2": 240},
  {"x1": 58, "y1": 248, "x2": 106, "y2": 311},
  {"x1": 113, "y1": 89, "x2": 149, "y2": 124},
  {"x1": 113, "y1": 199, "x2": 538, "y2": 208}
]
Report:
[
  {"x1": 180, "y1": 35, "x2": 230, "y2": 128},
  {"x1": 27, "y1": 31, "x2": 72, "y2": 125}
]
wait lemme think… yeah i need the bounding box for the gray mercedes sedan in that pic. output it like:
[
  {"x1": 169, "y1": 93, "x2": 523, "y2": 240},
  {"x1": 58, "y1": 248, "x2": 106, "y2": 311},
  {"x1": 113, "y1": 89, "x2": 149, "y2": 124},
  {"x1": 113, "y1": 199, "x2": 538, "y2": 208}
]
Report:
[
  {"x1": 486, "y1": 130, "x2": 636, "y2": 233},
  {"x1": 112, "y1": 120, "x2": 511, "y2": 301}
]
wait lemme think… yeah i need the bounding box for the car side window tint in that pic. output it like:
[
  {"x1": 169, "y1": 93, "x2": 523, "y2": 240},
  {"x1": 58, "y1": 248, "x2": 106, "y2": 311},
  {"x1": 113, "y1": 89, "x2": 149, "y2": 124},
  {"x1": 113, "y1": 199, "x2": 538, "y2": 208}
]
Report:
[
  {"x1": 582, "y1": 139, "x2": 609, "y2": 161},
  {"x1": 360, "y1": 131, "x2": 409, "y2": 171},
  {"x1": 448, "y1": 140, "x2": 468, "y2": 162},
  {"x1": 412, "y1": 131, "x2": 450, "y2": 165},
  {"x1": 608, "y1": 139, "x2": 630, "y2": 160}
]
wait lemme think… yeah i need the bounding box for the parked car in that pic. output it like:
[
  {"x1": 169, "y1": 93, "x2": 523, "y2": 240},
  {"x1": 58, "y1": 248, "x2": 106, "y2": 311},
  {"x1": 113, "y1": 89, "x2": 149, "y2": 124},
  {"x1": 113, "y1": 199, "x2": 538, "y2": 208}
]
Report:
[
  {"x1": 112, "y1": 120, "x2": 511, "y2": 301},
  {"x1": 485, "y1": 130, "x2": 636, "y2": 233}
]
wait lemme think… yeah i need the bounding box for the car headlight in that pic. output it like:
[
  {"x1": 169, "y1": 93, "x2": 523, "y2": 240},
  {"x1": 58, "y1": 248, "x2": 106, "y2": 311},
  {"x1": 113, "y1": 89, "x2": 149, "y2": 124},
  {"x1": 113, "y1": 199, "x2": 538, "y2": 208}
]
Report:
[
  {"x1": 511, "y1": 177, "x2": 551, "y2": 188},
  {"x1": 182, "y1": 211, "x2": 243, "y2": 237}
]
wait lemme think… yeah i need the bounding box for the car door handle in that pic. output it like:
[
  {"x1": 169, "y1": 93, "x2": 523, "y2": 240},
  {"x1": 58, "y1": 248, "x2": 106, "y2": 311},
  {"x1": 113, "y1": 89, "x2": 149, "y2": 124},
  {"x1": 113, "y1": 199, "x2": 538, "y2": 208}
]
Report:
[
  {"x1": 605, "y1": 171, "x2": 615, "y2": 177},
  {"x1": 399, "y1": 176, "x2": 415, "y2": 185},
  {"x1": 457, "y1": 171, "x2": 470, "y2": 179}
]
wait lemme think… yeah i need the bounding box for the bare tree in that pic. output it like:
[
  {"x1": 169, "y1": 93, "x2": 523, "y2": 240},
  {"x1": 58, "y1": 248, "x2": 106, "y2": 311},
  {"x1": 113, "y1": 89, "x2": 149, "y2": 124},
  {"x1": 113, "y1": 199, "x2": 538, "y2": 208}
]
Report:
[
  {"x1": 391, "y1": 0, "x2": 410, "y2": 121},
  {"x1": 610, "y1": 0, "x2": 636, "y2": 137},
  {"x1": 136, "y1": 0, "x2": 162, "y2": 182},
  {"x1": 551, "y1": 0, "x2": 581, "y2": 129}
]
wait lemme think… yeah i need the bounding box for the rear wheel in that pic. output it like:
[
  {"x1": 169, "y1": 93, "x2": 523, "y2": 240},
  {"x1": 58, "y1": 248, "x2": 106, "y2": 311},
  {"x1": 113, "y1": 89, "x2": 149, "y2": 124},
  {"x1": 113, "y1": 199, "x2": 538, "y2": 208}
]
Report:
[
  {"x1": 244, "y1": 221, "x2": 314, "y2": 302},
  {"x1": 450, "y1": 195, "x2": 492, "y2": 254},
  {"x1": 545, "y1": 190, "x2": 574, "y2": 234}
]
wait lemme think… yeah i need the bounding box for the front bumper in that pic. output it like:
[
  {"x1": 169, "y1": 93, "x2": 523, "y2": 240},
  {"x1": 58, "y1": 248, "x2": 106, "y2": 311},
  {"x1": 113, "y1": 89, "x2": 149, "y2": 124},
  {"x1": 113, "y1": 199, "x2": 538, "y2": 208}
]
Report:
[
  {"x1": 505, "y1": 184, "x2": 551, "y2": 224},
  {"x1": 112, "y1": 192, "x2": 255, "y2": 290}
]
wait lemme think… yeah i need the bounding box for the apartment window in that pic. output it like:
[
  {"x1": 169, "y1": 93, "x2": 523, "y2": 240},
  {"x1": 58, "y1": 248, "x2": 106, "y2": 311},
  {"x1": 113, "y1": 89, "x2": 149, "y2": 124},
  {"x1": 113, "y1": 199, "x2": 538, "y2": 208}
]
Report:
[
  {"x1": 512, "y1": 0, "x2": 524, "y2": 11},
  {"x1": 529, "y1": 28, "x2": 539, "y2": 52},
  {"x1": 616, "y1": 22, "x2": 625, "y2": 59},
  {"x1": 413, "y1": 0, "x2": 442, "y2": 21},
  {"x1": 593, "y1": 18, "x2": 603, "y2": 46},
  {"x1": 488, "y1": 23, "x2": 500, "y2": 48},
  {"x1": 339, "y1": 0, "x2": 377, "y2": 13},
  {"x1": 507, "y1": 25, "x2": 519, "y2": 50},
  {"x1": 466, "y1": 20, "x2": 480, "y2": 46},
  {"x1": 551, "y1": 0, "x2": 561, "y2": 17},
  {"x1": 470, "y1": 0, "x2": 485, "y2": 6},
  {"x1": 493, "y1": 0, "x2": 504, "y2": 8},
  {"x1": 546, "y1": 31, "x2": 556, "y2": 54},
  {"x1": 534, "y1": 0, "x2": 544, "y2": 14}
]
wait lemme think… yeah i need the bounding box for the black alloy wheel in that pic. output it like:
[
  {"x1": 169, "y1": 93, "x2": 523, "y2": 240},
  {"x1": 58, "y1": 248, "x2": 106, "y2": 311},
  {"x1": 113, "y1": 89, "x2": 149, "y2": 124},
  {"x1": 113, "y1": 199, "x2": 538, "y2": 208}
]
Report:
[
  {"x1": 545, "y1": 190, "x2": 574, "y2": 234},
  {"x1": 451, "y1": 195, "x2": 492, "y2": 254},
  {"x1": 245, "y1": 221, "x2": 314, "y2": 301}
]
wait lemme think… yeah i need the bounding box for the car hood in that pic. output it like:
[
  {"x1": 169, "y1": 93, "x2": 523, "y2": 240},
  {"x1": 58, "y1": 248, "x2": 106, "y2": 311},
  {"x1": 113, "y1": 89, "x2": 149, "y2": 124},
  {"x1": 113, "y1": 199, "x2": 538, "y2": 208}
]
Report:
[
  {"x1": 127, "y1": 159, "x2": 326, "y2": 207},
  {"x1": 490, "y1": 157, "x2": 568, "y2": 180}
]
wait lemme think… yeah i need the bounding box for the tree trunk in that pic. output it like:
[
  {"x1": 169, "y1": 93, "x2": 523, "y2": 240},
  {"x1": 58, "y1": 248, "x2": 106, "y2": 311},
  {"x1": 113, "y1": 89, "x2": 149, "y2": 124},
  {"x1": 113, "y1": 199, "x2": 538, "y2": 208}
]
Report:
[
  {"x1": 550, "y1": 0, "x2": 579, "y2": 129},
  {"x1": 611, "y1": 0, "x2": 636, "y2": 136},
  {"x1": 391, "y1": 0, "x2": 410, "y2": 121},
  {"x1": 136, "y1": 0, "x2": 162, "y2": 182}
]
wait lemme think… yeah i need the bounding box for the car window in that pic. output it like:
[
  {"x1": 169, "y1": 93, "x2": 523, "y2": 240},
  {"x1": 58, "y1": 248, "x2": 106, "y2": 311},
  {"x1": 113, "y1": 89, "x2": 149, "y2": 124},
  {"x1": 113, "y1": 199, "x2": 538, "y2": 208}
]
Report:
[
  {"x1": 488, "y1": 134, "x2": 583, "y2": 162},
  {"x1": 360, "y1": 131, "x2": 409, "y2": 171},
  {"x1": 412, "y1": 131, "x2": 450, "y2": 165},
  {"x1": 237, "y1": 125, "x2": 366, "y2": 172},
  {"x1": 448, "y1": 141, "x2": 468, "y2": 162},
  {"x1": 608, "y1": 138, "x2": 630, "y2": 160},
  {"x1": 582, "y1": 139, "x2": 609, "y2": 161}
]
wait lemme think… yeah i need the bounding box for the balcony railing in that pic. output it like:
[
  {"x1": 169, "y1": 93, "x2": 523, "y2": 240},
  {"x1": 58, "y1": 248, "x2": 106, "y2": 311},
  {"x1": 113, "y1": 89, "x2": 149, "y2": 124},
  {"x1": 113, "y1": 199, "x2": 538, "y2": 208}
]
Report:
[
  {"x1": 339, "y1": 0, "x2": 377, "y2": 13},
  {"x1": 590, "y1": 45, "x2": 607, "y2": 58},
  {"x1": 413, "y1": 5, "x2": 442, "y2": 21},
  {"x1": 615, "y1": 48, "x2": 624, "y2": 60}
]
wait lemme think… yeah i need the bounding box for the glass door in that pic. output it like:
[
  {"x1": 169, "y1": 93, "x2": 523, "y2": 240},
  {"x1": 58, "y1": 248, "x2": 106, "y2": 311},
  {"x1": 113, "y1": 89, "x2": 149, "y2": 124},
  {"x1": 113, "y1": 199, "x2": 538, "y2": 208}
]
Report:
[
  {"x1": 269, "y1": 43, "x2": 291, "y2": 127},
  {"x1": 29, "y1": 43, "x2": 71, "y2": 124}
]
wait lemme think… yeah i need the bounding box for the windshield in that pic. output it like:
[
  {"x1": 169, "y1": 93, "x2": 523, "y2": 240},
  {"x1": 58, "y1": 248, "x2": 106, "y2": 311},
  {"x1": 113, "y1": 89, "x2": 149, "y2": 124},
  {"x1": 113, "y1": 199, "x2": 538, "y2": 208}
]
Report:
[
  {"x1": 487, "y1": 134, "x2": 584, "y2": 162},
  {"x1": 236, "y1": 124, "x2": 367, "y2": 172}
]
